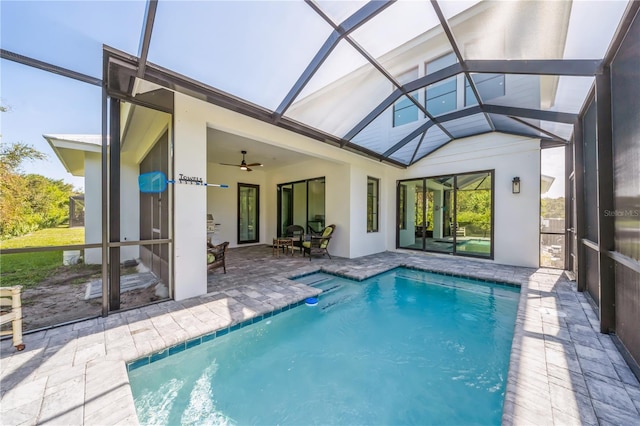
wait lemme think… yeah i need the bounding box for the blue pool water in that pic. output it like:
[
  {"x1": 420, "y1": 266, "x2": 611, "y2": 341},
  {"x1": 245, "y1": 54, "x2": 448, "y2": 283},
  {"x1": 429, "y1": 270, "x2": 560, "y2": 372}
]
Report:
[{"x1": 129, "y1": 268, "x2": 519, "y2": 425}]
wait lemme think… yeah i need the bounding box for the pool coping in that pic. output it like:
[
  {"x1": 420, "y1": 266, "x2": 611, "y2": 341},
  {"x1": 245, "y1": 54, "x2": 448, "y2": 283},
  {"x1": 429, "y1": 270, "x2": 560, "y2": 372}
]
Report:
[
  {"x1": 126, "y1": 298, "x2": 311, "y2": 372},
  {"x1": 1, "y1": 250, "x2": 639, "y2": 425}
]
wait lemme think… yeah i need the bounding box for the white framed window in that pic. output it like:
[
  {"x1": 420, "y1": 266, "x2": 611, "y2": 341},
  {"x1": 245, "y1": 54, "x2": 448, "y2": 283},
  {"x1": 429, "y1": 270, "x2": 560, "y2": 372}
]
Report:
[
  {"x1": 392, "y1": 68, "x2": 419, "y2": 127},
  {"x1": 425, "y1": 52, "x2": 457, "y2": 116}
]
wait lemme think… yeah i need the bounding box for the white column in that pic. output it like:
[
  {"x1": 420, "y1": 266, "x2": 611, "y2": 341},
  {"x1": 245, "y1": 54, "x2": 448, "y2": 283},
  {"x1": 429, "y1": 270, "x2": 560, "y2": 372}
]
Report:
[{"x1": 173, "y1": 94, "x2": 208, "y2": 300}]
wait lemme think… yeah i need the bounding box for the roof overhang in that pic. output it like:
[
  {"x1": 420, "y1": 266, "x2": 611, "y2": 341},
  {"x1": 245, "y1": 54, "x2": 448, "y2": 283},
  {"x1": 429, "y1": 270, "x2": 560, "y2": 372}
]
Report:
[
  {"x1": 43, "y1": 134, "x2": 102, "y2": 177},
  {"x1": 541, "y1": 174, "x2": 556, "y2": 194}
]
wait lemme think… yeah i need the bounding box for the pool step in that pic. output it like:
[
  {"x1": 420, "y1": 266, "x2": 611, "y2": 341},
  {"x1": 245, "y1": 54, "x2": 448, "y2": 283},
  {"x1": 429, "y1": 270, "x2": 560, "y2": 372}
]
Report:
[
  {"x1": 314, "y1": 282, "x2": 344, "y2": 297},
  {"x1": 296, "y1": 275, "x2": 343, "y2": 294}
]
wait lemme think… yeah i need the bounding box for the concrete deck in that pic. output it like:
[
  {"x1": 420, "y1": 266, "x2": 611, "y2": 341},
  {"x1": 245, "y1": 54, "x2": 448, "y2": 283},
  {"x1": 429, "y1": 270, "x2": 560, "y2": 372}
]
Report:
[{"x1": 1, "y1": 246, "x2": 639, "y2": 425}]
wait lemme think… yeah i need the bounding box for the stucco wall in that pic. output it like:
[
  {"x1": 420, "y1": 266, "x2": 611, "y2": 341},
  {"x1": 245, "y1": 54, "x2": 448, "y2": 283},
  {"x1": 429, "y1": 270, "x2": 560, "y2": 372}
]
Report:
[
  {"x1": 173, "y1": 93, "x2": 209, "y2": 300},
  {"x1": 84, "y1": 152, "x2": 102, "y2": 265},
  {"x1": 405, "y1": 132, "x2": 541, "y2": 267}
]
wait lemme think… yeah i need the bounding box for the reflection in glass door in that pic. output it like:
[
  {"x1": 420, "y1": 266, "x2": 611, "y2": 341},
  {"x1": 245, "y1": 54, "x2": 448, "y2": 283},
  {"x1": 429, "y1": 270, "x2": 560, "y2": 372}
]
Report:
[
  {"x1": 238, "y1": 183, "x2": 259, "y2": 243},
  {"x1": 455, "y1": 172, "x2": 493, "y2": 257},
  {"x1": 307, "y1": 178, "x2": 325, "y2": 233},
  {"x1": 397, "y1": 179, "x2": 426, "y2": 250},
  {"x1": 426, "y1": 176, "x2": 455, "y2": 254},
  {"x1": 279, "y1": 185, "x2": 293, "y2": 235}
]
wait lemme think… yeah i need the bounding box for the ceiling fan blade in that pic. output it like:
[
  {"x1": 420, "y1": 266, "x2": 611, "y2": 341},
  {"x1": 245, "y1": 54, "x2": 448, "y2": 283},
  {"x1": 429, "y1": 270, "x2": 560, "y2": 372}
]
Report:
[
  {"x1": 245, "y1": 167, "x2": 253, "y2": 172},
  {"x1": 219, "y1": 163, "x2": 241, "y2": 167},
  {"x1": 246, "y1": 163, "x2": 262, "y2": 167}
]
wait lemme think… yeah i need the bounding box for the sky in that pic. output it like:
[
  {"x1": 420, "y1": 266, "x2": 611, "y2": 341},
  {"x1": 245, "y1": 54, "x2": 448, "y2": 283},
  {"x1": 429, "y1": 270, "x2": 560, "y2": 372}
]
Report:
[
  {"x1": 0, "y1": 0, "x2": 629, "y2": 196},
  {"x1": 541, "y1": 147, "x2": 565, "y2": 199}
]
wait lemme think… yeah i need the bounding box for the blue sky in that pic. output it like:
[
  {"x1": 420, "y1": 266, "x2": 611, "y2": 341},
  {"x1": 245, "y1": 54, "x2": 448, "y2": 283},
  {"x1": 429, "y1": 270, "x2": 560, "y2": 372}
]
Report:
[{"x1": 1, "y1": 60, "x2": 101, "y2": 190}]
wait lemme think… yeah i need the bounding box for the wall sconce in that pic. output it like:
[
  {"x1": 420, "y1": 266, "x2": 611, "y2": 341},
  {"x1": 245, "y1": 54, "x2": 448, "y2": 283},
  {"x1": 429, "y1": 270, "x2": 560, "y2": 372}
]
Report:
[{"x1": 512, "y1": 177, "x2": 521, "y2": 194}]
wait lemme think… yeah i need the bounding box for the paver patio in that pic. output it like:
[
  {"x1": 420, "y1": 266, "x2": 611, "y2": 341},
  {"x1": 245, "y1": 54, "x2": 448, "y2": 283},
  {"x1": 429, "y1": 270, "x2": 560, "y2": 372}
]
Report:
[{"x1": 1, "y1": 246, "x2": 639, "y2": 425}]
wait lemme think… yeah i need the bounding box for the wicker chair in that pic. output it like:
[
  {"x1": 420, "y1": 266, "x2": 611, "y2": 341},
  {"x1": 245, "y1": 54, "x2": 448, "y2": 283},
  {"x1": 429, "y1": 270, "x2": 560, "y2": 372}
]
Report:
[
  {"x1": 207, "y1": 241, "x2": 229, "y2": 273},
  {"x1": 302, "y1": 224, "x2": 335, "y2": 261},
  {"x1": 284, "y1": 224, "x2": 305, "y2": 253}
]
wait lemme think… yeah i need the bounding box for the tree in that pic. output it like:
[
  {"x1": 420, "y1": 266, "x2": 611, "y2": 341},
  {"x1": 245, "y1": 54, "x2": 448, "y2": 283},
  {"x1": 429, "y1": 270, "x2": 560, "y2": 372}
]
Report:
[
  {"x1": 0, "y1": 143, "x2": 47, "y2": 236},
  {"x1": 0, "y1": 142, "x2": 77, "y2": 238},
  {"x1": 456, "y1": 189, "x2": 492, "y2": 236},
  {"x1": 541, "y1": 197, "x2": 565, "y2": 219}
]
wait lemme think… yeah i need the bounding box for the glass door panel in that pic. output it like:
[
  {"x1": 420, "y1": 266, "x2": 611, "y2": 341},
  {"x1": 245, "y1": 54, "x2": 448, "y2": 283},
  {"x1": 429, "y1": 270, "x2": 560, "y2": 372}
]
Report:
[
  {"x1": 455, "y1": 172, "x2": 492, "y2": 257},
  {"x1": 398, "y1": 179, "x2": 425, "y2": 250},
  {"x1": 426, "y1": 177, "x2": 455, "y2": 254},
  {"x1": 238, "y1": 184, "x2": 259, "y2": 243},
  {"x1": 293, "y1": 182, "x2": 308, "y2": 231},
  {"x1": 279, "y1": 184, "x2": 293, "y2": 236},
  {"x1": 307, "y1": 178, "x2": 325, "y2": 233}
]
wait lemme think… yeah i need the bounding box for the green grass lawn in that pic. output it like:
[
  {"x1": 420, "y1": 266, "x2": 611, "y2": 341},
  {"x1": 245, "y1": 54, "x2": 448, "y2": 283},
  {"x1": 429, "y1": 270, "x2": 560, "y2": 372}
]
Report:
[
  {"x1": 1, "y1": 226, "x2": 84, "y2": 248},
  {"x1": 0, "y1": 226, "x2": 98, "y2": 289}
]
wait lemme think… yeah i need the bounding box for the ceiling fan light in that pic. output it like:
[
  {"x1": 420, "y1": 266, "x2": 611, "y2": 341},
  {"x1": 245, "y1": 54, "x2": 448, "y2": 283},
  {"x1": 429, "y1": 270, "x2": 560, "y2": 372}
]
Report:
[{"x1": 240, "y1": 166, "x2": 248, "y2": 171}]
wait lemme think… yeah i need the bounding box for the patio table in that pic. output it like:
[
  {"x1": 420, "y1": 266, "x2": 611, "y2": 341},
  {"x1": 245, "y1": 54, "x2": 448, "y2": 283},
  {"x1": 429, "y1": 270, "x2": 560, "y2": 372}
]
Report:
[{"x1": 272, "y1": 237, "x2": 294, "y2": 257}]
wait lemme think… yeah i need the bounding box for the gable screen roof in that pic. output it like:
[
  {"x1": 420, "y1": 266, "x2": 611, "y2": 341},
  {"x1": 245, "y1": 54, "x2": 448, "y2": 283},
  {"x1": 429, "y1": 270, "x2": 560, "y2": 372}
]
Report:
[{"x1": 2, "y1": 0, "x2": 633, "y2": 167}]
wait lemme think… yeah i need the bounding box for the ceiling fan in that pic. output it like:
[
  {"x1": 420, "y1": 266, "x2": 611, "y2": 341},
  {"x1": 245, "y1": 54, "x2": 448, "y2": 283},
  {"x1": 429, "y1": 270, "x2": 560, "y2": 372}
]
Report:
[{"x1": 219, "y1": 150, "x2": 263, "y2": 172}]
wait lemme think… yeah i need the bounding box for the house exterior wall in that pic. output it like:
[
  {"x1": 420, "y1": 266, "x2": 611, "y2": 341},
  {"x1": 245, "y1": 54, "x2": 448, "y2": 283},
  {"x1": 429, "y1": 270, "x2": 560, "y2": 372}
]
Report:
[
  {"x1": 173, "y1": 93, "x2": 208, "y2": 300},
  {"x1": 349, "y1": 162, "x2": 403, "y2": 258},
  {"x1": 84, "y1": 152, "x2": 102, "y2": 265},
  {"x1": 406, "y1": 132, "x2": 541, "y2": 267}
]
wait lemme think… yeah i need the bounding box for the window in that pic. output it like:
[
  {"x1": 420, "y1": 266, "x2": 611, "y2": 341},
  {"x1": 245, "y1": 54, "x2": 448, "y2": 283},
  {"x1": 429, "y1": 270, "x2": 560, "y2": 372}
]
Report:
[
  {"x1": 426, "y1": 77, "x2": 457, "y2": 116},
  {"x1": 367, "y1": 177, "x2": 379, "y2": 232},
  {"x1": 393, "y1": 94, "x2": 419, "y2": 126},
  {"x1": 392, "y1": 68, "x2": 419, "y2": 127},
  {"x1": 465, "y1": 74, "x2": 505, "y2": 106},
  {"x1": 426, "y1": 53, "x2": 457, "y2": 116}
]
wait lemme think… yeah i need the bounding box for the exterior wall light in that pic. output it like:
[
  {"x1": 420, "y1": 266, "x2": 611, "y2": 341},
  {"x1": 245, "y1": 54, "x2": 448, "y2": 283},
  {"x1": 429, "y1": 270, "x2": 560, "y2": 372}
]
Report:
[{"x1": 512, "y1": 177, "x2": 521, "y2": 194}]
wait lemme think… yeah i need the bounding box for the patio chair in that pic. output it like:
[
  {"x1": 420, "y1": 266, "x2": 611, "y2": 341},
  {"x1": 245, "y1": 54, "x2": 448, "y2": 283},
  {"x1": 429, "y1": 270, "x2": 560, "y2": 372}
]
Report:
[
  {"x1": 207, "y1": 241, "x2": 229, "y2": 273},
  {"x1": 302, "y1": 224, "x2": 335, "y2": 261},
  {"x1": 284, "y1": 224, "x2": 305, "y2": 253},
  {"x1": 0, "y1": 286, "x2": 25, "y2": 351}
]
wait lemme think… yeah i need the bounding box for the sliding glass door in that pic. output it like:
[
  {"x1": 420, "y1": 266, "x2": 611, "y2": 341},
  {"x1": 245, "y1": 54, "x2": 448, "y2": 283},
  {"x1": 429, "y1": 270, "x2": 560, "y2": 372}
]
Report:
[
  {"x1": 397, "y1": 171, "x2": 493, "y2": 258},
  {"x1": 277, "y1": 177, "x2": 325, "y2": 236}
]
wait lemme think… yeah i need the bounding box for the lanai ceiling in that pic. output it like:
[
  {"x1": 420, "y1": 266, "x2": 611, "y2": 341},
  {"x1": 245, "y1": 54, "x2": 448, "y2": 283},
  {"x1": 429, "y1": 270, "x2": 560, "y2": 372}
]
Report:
[{"x1": 1, "y1": 0, "x2": 632, "y2": 167}]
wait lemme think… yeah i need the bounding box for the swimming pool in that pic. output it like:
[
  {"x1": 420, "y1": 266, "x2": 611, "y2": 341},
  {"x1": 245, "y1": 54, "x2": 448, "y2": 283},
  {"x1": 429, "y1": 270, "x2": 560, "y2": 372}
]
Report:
[{"x1": 128, "y1": 268, "x2": 519, "y2": 425}]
